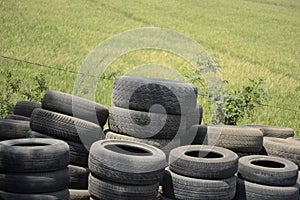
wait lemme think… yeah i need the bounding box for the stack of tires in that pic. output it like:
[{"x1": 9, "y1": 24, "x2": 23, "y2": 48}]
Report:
[
  {"x1": 107, "y1": 76, "x2": 201, "y2": 156},
  {"x1": 29, "y1": 90, "x2": 109, "y2": 199},
  {"x1": 6, "y1": 100, "x2": 41, "y2": 121},
  {"x1": 235, "y1": 155, "x2": 299, "y2": 200},
  {"x1": 161, "y1": 145, "x2": 238, "y2": 200},
  {"x1": 0, "y1": 138, "x2": 70, "y2": 200},
  {"x1": 189, "y1": 125, "x2": 264, "y2": 157},
  {"x1": 88, "y1": 140, "x2": 167, "y2": 199}
]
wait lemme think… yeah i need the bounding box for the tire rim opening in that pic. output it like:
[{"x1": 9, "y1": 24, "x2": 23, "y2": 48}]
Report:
[
  {"x1": 185, "y1": 150, "x2": 223, "y2": 159},
  {"x1": 105, "y1": 144, "x2": 153, "y2": 156},
  {"x1": 12, "y1": 142, "x2": 50, "y2": 147},
  {"x1": 251, "y1": 160, "x2": 285, "y2": 168}
]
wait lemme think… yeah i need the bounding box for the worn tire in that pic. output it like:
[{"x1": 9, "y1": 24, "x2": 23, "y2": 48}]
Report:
[
  {"x1": 244, "y1": 125, "x2": 294, "y2": 138},
  {"x1": 0, "y1": 138, "x2": 69, "y2": 172},
  {"x1": 89, "y1": 140, "x2": 167, "y2": 185},
  {"x1": 69, "y1": 189, "x2": 90, "y2": 200},
  {"x1": 5, "y1": 114, "x2": 30, "y2": 121},
  {"x1": 109, "y1": 106, "x2": 186, "y2": 139},
  {"x1": 68, "y1": 165, "x2": 89, "y2": 190},
  {"x1": 263, "y1": 137, "x2": 300, "y2": 168},
  {"x1": 238, "y1": 155, "x2": 298, "y2": 186},
  {"x1": 163, "y1": 168, "x2": 236, "y2": 200},
  {"x1": 189, "y1": 125, "x2": 263, "y2": 152},
  {"x1": 0, "y1": 189, "x2": 69, "y2": 200},
  {"x1": 30, "y1": 108, "x2": 104, "y2": 148},
  {"x1": 0, "y1": 119, "x2": 30, "y2": 140},
  {"x1": 186, "y1": 104, "x2": 203, "y2": 129},
  {"x1": 234, "y1": 177, "x2": 298, "y2": 200},
  {"x1": 14, "y1": 101, "x2": 41, "y2": 118},
  {"x1": 28, "y1": 130, "x2": 54, "y2": 138},
  {"x1": 89, "y1": 173, "x2": 159, "y2": 200},
  {"x1": 0, "y1": 168, "x2": 69, "y2": 193},
  {"x1": 42, "y1": 90, "x2": 108, "y2": 126},
  {"x1": 169, "y1": 145, "x2": 238, "y2": 179},
  {"x1": 112, "y1": 76, "x2": 198, "y2": 115}
]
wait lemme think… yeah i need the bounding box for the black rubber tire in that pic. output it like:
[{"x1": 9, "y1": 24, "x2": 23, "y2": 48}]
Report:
[
  {"x1": 109, "y1": 106, "x2": 186, "y2": 139},
  {"x1": 238, "y1": 155, "x2": 298, "y2": 186},
  {"x1": 0, "y1": 168, "x2": 69, "y2": 193},
  {"x1": 0, "y1": 119, "x2": 30, "y2": 140},
  {"x1": 162, "y1": 167, "x2": 236, "y2": 200},
  {"x1": 105, "y1": 130, "x2": 171, "y2": 149},
  {"x1": 14, "y1": 101, "x2": 41, "y2": 118},
  {"x1": 263, "y1": 137, "x2": 300, "y2": 168},
  {"x1": 169, "y1": 145, "x2": 238, "y2": 179},
  {"x1": 69, "y1": 189, "x2": 90, "y2": 200},
  {"x1": 244, "y1": 124, "x2": 294, "y2": 138},
  {"x1": 186, "y1": 104, "x2": 203, "y2": 129},
  {"x1": 88, "y1": 173, "x2": 159, "y2": 200},
  {"x1": 30, "y1": 108, "x2": 104, "y2": 148},
  {"x1": 68, "y1": 165, "x2": 89, "y2": 190},
  {"x1": 0, "y1": 189, "x2": 69, "y2": 200},
  {"x1": 89, "y1": 140, "x2": 167, "y2": 185},
  {"x1": 112, "y1": 76, "x2": 198, "y2": 115},
  {"x1": 5, "y1": 114, "x2": 30, "y2": 121},
  {"x1": 28, "y1": 130, "x2": 54, "y2": 138},
  {"x1": 189, "y1": 125, "x2": 263, "y2": 153},
  {"x1": 0, "y1": 138, "x2": 69, "y2": 172},
  {"x1": 234, "y1": 177, "x2": 299, "y2": 200},
  {"x1": 236, "y1": 152, "x2": 260, "y2": 158},
  {"x1": 42, "y1": 90, "x2": 109, "y2": 127}
]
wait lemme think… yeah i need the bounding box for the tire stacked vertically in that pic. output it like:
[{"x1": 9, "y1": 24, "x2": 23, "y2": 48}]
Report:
[
  {"x1": 162, "y1": 145, "x2": 238, "y2": 200},
  {"x1": 189, "y1": 125, "x2": 264, "y2": 157},
  {"x1": 0, "y1": 138, "x2": 70, "y2": 200},
  {"x1": 29, "y1": 90, "x2": 108, "y2": 198},
  {"x1": 107, "y1": 76, "x2": 201, "y2": 156},
  {"x1": 235, "y1": 155, "x2": 299, "y2": 200},
  {"x1": 88, "y1": 140, "x2": 167, "y2": 200}
]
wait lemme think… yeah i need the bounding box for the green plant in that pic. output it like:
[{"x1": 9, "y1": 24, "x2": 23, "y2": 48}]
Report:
[
  {"x1": 23, "y1": 74, "x2": 48, "y2": 102},
  {"x1": 224, "y1": 78, "x2": 270, "y2": 125}
]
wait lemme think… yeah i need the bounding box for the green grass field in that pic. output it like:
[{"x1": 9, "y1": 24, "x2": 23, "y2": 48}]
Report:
[{"x1": 0, "y1": 0, "x2": 299, "y2": 134}]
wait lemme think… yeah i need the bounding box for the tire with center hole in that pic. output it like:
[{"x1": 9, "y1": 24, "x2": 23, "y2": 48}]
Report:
[
  {"x1": 0, "y1": 168, "x2": 69, "y2": 193},
  {"x1": 0, "y1": 189, "x2": 69, "y2": 200},
  {"x1": 30, "y1": 108, "x2": 104, "y2": 148},
  {"x1": 112, "y1": 76, "x2": 198, "y2": 115},
  {"x1": 0, "y1": 119, "x2": 30, "y2": 140},
  {"x1": 13, "y1": 101, "x2": 41, "y2": 118},
  {"x1": 89, "y1": 140, "x2": 167, "y2": 185},
  {"x1": 88, "y1": 173, "x2": 159, "y2": 200},
  {"x1": 109, "y1": 106, "x2": 186, "y2": 139},
  {"x1": 234, "y1": 177, "x2": 298, "y2": 200},
  {"x1": 0, "y1": 138, "x2": 69, "y2": 172},
  {"x1": 42, "y1": 90, "x2": 109, "y2": 126},
  {"x1": 162, "y1": 167, "x2": 236, "y2": 200},
  {"x1": 169, "y1": 145, "x2": 238, "y2": 179},
  {"x1": 238, "y1": 155, "x2": 298, "y2": 186},
  {"x1": 263, "y1": 137, "x2": 300, "y2": 168}
]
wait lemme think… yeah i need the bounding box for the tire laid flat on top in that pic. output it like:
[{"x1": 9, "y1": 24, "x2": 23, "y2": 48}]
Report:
[
  {"x1": 89, "y1": 140, "x2": 167, "y2": 185},
  {"x1": 30, "y1": 108, "x2": 104, "y2": 148},
  {"x1": 13, "y1": 101, "x2": 41, "y2": 118},
  {"x1": 0, "y1": 119, "x2": 30, "y2": 140},
  {"x1": 89, "y1": 173, "x2": 159, "y2": 200},
  {"x1": 112, "y1": 76, "x2": 198, "y2": 115},
  {"x1": 162, "y1": 167, "x2": 236, "y2": 200},
  {"x1": 189, "y1": 125, "x2": 263, "y2": 153},
  {"x1": 234, "y1": 178, "x2": 298, "y2": 200},
  {"x1": 109, "y1": 106, "x2": 186, "y2": 139},
  {"x1": 244, "y1": 124, "x2": 294, "y2": 138},
  {"x1": 0, "y1": 189, "x2": 69, "y2": 200},
  {"x1": 169, "y1": 145, "x2": 238, "y2": 179},
  {"x1": 42, "y1": 90, "x2": 108, "y2": 127},
  {"x1": 0, "y1": 138, "x2": 69, "y2": 172},
  {"x1": 263, "y1": 137, "x2": 300, "y2": 168},
  {"x1": 238, "y1": 155, "x2": 298, "y2": 186},
  {"x1": 0, "y1": 168, "x2": 69, "y2": 194}
]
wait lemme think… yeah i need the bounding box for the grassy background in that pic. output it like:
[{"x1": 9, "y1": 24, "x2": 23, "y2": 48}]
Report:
[{"x1": 0, "y1": 0, "x2": 299, "y2": 134}]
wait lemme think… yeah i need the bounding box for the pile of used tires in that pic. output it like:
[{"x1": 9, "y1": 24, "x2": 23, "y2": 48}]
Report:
[{"x1": 0, "y1": 75, "x2": 299, "y2": 200}]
